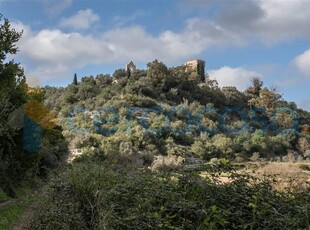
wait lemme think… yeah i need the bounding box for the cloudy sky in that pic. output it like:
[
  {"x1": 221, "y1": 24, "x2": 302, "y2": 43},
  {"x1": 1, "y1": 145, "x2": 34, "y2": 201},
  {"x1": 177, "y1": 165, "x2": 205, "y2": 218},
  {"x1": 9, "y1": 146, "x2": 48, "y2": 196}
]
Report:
[{"x1": 1, "y1": 0, "x2": 310, "y2": 110}]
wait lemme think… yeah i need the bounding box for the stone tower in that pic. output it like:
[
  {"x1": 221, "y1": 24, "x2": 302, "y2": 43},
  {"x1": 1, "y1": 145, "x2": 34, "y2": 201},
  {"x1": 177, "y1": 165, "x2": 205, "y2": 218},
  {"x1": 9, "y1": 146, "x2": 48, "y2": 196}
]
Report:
[
  {"x1": 125, "y1": 61, "x2": 136, "y2": 72},
  {"x1": 185, "y1": 59, "x2": 205, "y2": 82}
]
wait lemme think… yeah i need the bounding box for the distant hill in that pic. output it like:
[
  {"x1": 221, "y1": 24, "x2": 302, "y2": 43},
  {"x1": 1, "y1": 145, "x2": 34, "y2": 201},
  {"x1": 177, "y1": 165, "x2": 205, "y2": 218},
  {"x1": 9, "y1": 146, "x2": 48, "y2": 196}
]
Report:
[{"x1": 44, "y1": 60, "x2": 310, "y2": 165}]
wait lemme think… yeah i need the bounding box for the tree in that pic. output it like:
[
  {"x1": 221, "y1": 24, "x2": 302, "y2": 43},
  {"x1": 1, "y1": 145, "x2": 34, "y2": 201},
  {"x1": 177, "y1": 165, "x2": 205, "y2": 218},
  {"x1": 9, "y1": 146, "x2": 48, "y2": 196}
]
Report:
[
  {"x1": 147, "y1": 59, "x2": 169, "y2": 87},
  {"x1": 73, "y1": 73, "x2": 78, "y2": 85},
  {"x1": 0, "y1": 15, "x2": 29, "y2": 196},
  {"x1": 191, "y1": 139, "x2": 206, "y2": 158},
  {"x1": 95, "y1": 74, "x2": 112, "y2": 87},
  {"x1": 0, "y1": 14, "x2": 26, "y2": 106},
  {"x1": 249, "y1": 87, "x2": 282, "y2": 114},
  {"x1": 147, "y1": 59, "x2": 168, "y2": 79},
  {"x1": 113, "y1": 69, "x2": 127, "y2": 79},
  {"x1": 0, "y1": 14, "x2": 26, "y2": 140},
  {"x1": 126, "y1": 68, "x2": 131, "y2": 78},
  {"x1": 246, "y1": 77, "x2": 263, "y2": 97},
  {"x1": 76, "y1": 76, "x2": 100, "y2": 101},
  {"x1": 222, "y1": 86, "x2": 247, "y2": 108}
]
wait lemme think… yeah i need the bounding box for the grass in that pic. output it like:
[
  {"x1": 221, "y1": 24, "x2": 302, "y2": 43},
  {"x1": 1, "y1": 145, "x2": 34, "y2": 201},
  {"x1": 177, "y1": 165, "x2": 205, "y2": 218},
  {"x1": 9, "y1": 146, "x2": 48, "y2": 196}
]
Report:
[
  {"x1": 198, "y1": 162, "x2": 310, "y2": 191},
  {"x1": 0, "y1": 189, "x2": 9, "y2": 203},
  {"x1": 237, "y1": 162, "x2": 310, "y2": 191},
  {"x1": 0, "y1": 188, "x2": 36, "y2": 230}
]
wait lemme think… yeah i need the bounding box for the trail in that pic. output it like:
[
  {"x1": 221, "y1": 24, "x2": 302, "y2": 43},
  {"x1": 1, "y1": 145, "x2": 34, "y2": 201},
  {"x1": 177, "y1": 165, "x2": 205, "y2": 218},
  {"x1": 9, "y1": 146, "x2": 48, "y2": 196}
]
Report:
[
  {"x1": 12, "y1": 203, "x2": 37, "y2": 230},
  {"x1": 0, "y1": 199, "x2": 17, "y2": 208},
  {"x1": 0, "y1": 198, "x2": 37, "y2": 229}
]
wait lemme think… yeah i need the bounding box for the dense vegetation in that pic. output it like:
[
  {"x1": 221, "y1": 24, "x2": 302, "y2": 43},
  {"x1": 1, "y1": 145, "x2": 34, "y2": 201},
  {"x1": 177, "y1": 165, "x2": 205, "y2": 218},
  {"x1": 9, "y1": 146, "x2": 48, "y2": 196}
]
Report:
[
  {"x1": 44, "y1": 59, "x2": 310, "y2": 165},
  {"x1": 31, "y1": 159, "x2": 310, "y2": 229},
  {"x1": 34, "y1": 54, "x2": 310, "y2": 229},
  {"x1": 0, "y1": 15, "x2": 67, "y2": 198},
  {"x1": 1, "y1": 15, "x2": 310, "y2": 229}
]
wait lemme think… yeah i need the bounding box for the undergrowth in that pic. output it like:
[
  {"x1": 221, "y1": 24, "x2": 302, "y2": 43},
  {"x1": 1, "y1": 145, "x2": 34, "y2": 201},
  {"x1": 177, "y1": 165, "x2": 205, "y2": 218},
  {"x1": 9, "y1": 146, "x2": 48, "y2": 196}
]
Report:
[{"x1": 30, "y1": 158, "x2": 310, "y2": 230}]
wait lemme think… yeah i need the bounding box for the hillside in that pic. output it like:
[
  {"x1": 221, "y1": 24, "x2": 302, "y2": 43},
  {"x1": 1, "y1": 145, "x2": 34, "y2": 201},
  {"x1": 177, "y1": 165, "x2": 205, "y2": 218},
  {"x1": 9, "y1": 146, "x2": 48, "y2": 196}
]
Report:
[
  {"x1": 1, "y1": 16, "x2": 310, "y2": 229},
  {"x1": 44, "y1": 60, "x2": 310, "y2": 166}
]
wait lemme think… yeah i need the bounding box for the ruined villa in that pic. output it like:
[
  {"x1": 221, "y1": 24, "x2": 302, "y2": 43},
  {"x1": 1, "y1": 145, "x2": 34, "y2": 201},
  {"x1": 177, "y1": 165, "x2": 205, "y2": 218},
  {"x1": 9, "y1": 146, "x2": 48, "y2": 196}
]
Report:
[
  {"x1": 125, "y1": 61, "x2": 136, "y2": 72},
  {"x1": 185, "y1": 59, "x2": 206, "y2": 82},
  {"x1": 125, "y1": 59, "x2": 205, "y2": 81}
]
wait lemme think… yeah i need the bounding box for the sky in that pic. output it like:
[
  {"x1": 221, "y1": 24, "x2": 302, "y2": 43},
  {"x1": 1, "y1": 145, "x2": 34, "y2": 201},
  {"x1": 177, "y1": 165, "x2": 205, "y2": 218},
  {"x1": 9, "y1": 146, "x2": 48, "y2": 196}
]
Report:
[{"x1": 1, "y1": 0, "x2": 310, "y2": 111}]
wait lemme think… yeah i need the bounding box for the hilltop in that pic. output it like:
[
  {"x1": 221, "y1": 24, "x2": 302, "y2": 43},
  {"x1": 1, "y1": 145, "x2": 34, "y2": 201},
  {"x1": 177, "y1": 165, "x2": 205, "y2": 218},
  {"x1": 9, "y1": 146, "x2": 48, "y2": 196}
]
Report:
[{"x1": 44, "y1": 59, "x2": 310, "y2": 167}]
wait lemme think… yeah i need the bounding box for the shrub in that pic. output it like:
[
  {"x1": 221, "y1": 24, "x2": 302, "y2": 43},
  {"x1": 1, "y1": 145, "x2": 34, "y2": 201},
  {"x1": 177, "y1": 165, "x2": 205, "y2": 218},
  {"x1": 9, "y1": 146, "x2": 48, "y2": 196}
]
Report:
[
  {"x1": 250, "y1": 152, "x2": 260, "y2": 161},
  {"x1": 31, "y1": 162, "x2": 310, "y2": 230},
  {"x1": 150, "y1": 155, "x2": 184, "y2": 171},
  {"x1": 299, "y1": 164, "x2": 310, "y2": 171}
]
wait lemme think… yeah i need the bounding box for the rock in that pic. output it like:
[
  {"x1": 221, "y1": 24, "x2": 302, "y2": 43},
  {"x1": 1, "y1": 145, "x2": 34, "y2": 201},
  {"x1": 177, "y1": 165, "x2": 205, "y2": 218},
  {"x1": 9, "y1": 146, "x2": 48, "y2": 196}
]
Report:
[{"x1": 150, "y1": 155, "x2": 184, "y2": 171}]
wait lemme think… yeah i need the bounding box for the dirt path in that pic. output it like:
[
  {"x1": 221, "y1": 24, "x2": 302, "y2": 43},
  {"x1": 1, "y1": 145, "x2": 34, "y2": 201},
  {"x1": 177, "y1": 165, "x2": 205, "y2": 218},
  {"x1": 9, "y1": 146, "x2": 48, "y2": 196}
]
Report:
[
  {"x1": 0, "y1": 199, "x2": 17, "y2": 208},
  {"x1": 12, "y1": 203, "x2": 37, "y2": 230},
  {"x1": 0, "y1": 194, "x2": 38, "y2": 229}
]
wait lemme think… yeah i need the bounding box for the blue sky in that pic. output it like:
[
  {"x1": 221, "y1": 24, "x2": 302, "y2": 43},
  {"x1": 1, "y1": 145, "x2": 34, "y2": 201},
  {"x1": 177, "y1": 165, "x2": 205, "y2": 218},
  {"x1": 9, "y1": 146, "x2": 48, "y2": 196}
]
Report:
[{"x1": 1, "y1": 0, "x2": 310, "y2": 111}]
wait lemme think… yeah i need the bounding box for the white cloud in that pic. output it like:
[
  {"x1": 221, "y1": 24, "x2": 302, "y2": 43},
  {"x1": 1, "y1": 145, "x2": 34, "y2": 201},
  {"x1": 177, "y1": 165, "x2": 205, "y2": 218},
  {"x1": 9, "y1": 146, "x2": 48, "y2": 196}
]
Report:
[
  {"x1": 20, "y1": 29, "x2": 112, "y2": 64},
  {"x1": 208, "y1": 66, "x2": 262, "y2": 91},
  {"x1": 255, "y1": 0, "x2": 310, "y2": 42},
  {"x1": 59, "y1": 9, "x2": 100, "y2": 30},
  {"x1": 10, "y1": 0, "x2": 310, "y2": 85},
  {"x1": 182, "y1": 0, "x2": 310, "y2": 44},
  {"x1": 43, "y1": 0, "x2": 73, "y2": 16},
  {"x1": 13, "y1": 18, "x2": 228, "y2": 82},
  {"x1": 294, "y1": 49, "x2": 310, "y2": 76}
]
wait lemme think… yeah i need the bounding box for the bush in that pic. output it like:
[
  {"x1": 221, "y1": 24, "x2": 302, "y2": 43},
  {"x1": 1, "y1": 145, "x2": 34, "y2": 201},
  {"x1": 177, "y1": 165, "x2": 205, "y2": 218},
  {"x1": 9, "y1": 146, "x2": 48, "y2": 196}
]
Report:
[
  {"x1": 0, "y1": 188, "x2": 9, "y2": 202},
  {"x1": 31, "y1": 161, "x2": 310, "y2": 230},
  {"x1": 150, "y1": 155, "x2": 184, "y2": 171},
  {"x1": 299, "y1": 164, "x2": 310, "y2": 171},
  {"x1": 250, "y1": 152, "x2": 260, "y2": 161}
]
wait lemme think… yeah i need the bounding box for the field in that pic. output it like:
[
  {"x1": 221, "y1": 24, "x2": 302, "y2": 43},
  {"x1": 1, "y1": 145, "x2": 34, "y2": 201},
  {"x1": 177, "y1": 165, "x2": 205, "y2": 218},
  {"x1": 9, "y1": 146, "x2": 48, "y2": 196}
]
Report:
[
  {"x1": 201, "y1": 162, "x2": 310, "y2": 191},
  {"x1": 240, "y1": 162, "x2": 310, "y2": 190}
]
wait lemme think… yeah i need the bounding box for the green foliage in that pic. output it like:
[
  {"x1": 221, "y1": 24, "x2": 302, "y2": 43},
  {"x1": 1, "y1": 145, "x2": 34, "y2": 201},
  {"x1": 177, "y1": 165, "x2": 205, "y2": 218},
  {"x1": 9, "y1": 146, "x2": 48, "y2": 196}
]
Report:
[
  {"x1": 191, "y1": 139, "x2": 206, "y2": 158},
  {"x1": 0, "y1": 188, "x2": 36, "y2": 229},
  {"x1": 76, "y1": 76, "x2": 100, "y2": 100},
  {"x1": 41, "y1": 49, "x2": 310, "y2": 165},
  {"x1": 113, "y1": 68, "x2": 126, "y2": 79},
  {"x1": 147, "y1": 59, "x2": 169, "y2": 80},
  {"x1": 31, "y1": 161, "x2": 310, "y2": 229},
  {"x1": 95, "y1": 74, "x2": 112, "y2": 87},
  {"x1": 299, "y1": 164, "x2": 310, "y2": 171},
  {"x1": 0, "y1": 188, "x2": 9, "y2": 202},
  {"x1": 0, "y1": 15, "x2": 30, "y2": 197},
  {"x1": 0, "y1": 15, "x2": 69, "y2": 197},
  {"x1": 73, "y1": 73, "x2": 78, "y2": 86},
  {"x1": 249, "y1": 87, "x2": 282, "y2": 114},
  {"x1": 245, "y1": 77, "x2": 263, "y2": 98}
]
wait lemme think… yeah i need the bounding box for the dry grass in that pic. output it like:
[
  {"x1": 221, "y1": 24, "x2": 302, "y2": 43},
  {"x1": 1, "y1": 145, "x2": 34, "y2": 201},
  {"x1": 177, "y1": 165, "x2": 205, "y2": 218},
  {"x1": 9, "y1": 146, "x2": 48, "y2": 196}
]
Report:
[
  {"x1": 239, "y1": 162, "x2": 310, "y2": 191},
  {"x1": 200, "y1": 162, "x2": 310, "y2": 191}
]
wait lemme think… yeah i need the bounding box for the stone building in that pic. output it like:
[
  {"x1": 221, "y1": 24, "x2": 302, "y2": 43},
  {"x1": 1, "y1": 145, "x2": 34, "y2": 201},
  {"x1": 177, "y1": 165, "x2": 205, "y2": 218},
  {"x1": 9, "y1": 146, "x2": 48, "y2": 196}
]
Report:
[
  {"x1": 185, "y1": 59, "x2": 205, "y2": 82},
  {"x1": 125, "y1": 61, "x2": 136, "y2": 72}
]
